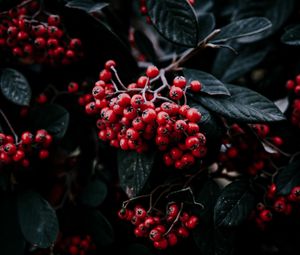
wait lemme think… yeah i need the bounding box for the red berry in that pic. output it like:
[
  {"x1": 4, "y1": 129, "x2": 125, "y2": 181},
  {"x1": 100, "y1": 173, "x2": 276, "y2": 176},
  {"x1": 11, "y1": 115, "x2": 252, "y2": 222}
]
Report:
[
  {"x1": 137, "y1": 76, "x2": 148, "y2": 88},
  {"x1": 173, "y1": 76, "x2": 186, "y2": 88},
  {"x1": 146, "y1": 65, "x2": 159, "y2": 78},
  {"x1": 70, "y1": 38, "x2": 82, "y2": 50},
  {"x1": 12, "y1": 47, "x2": 23, "y2": 57},
  {"x1": 48, "y1": 15, "x2": 60, "y2": 26},
  {"x1": 227, "y1": 147, "x2": 238, "y2": 158},
  {"x1": 105, "y1": 60, "x2": 116, "y2": 70},
  {"x1": 295, "y1": 85, "x2": 300, "y2": 95},
  {"x1": 131, "y1": 94, "x2": 144, "y2": 108},
  {"x1": 167, "y1": 203, "x2": 179, "y2": 218},
  {"x1": 17, "y1": 31, "x2": 28, "y2": 40},
  {"x1": 185, "y1": 215, "x2": 199, "y2": 229},
  {"x1": 163, "y1": 153, "x2": 173, "y2": 166},
  {"x1": 126, "y1": 128, "x2": 139, "y2": 140},
  {"x1": 169, "y1": 86, "x2": 184, "y2": 100},
  {"x1": 71, "y1": 236, "x2": 81, "y2": 245},
  {"x1": 142, "y1": 108, "x2": 156, "y2": 123},
  {"x1": 272, "y1": 136, "x2": 283, "y2": 146},
  {"x1": 286, "y1": 80, "x2": 295, "y2": 90},
  {"x1": 13, "y1": 150, "x2": 25, "y2": 162},
  {"x1": 259, "y1": 209, "x2": 272, "y2": 222},
  {"x1": 186, "y1": 108, "x2": 201, "y2": 122},
  {"x1": 290, "y1": 186, "x2": 300, "y2": 201},
  {"x1": 153, "y1": 238, "x2": 168, "y2": 250},
  {"x1": 156, "y1": 111, "x2": 169, "y2": 125},
  {"x1": 185, "y1": 136, "x2": 200, "y2": 150},
  {"x1": 118, "y1": 208, "x2": 128, "y2": 219},
  {"x1": 177, "y1": 226, "x2": 189, "y2": 238},
  {"x1": 144, "y1": 217, "x2": 155, "y2": 228},
  {"x1": 36, "y1": 93, "x2": 48, "y2": 104},
  {"x1": 117, "y1": 93, "x2": 131, "y2": 107},
  {"x1": 99, "y1": 69, "x2": 112, "y2": 82},
  {"x1": 149, "y1": 229, "x2": 162, "y2": 241},
  {"x1": 3, "y1": 143, "x2": 16, "y2": 155},
  {"x1": 190, "y1": 80, "x2": 202, "y2": 92},
  {"x1": 167, "y1": 233, "x2": 178, "y2": 246},
  {"x1": 273, "y1": 198, "x2": 287, "y2": 213},
  {"x1": 39, "y1": 150, "x2": 49, "y2": 159},
  {"x1": 34, "y1": 37, "x2": 46, "y2": 49},
  {"x1": 21, "y1": 132, "x2": 33, "y2": 144},
  {"x1": 170, "y1": 147, "x2": 183, "y2": 160},
  {"x1": 135, "y1": 206, "x2": 147, "y2": 219},
  {"x1": 69, "y1": 245, "x2": 79, "y2": 255},
  {"x1": 68, "y1": 82, "x2": 79, "y2": 93}
]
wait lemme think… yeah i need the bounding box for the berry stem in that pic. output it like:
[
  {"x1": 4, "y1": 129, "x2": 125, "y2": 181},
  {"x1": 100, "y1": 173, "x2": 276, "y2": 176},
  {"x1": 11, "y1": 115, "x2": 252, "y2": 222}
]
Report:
[
  {"x1": 122, "y1": 194, "x2": 151, "y2": 208},
  {"x1": 110, "y1": 66, "x2": 127, "y2": 90},
  {"x1": 0, "y1": 109, "x2": 19, "y2": 143},
  {"x1": 163, "y1": 202, "x2": 183, "y2": 237}
]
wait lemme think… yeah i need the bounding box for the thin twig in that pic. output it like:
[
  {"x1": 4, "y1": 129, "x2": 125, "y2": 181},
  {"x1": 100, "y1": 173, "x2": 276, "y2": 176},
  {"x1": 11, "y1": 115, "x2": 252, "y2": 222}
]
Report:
[
  {"x1": 110, "y1": 66, "x2": 127, "y2": 90},
  {"x1": 0, "y1": 109, "x2": 19, "y2": 143}
]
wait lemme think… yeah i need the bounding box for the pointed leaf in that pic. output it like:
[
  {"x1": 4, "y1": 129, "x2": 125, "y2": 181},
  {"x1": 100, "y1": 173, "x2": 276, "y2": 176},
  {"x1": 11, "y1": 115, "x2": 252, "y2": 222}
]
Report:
[
  {"x1": 196, "y1": 84, "x2": 285, "y2": 122},
  {"x1": 79, "y1": 179, "x2": 107, "y2": 207},
  {"x1": 0, "y1": 68, "x2": 31, "y2": 106},
  {"x1": 118, "y1": 151, "x2": 156, "y2": 197},
  {"x1": 275, "y1": 160, "x2": 300, "y2": 195},
  {"x1": 281, "y1": 25, "x2": 300, "y2": 46},
  {"x1": 17, "y1": 192, "x2": 59, "y2": 248},
  {"x1": 214, "y1": 180, "x2": 255, "y2": 227},
  {"x1": 65, "y1": 0, "x2": 108, "y2": 13},
  {"x1": 197, "y1": 13, "x2": 216, "y2": 41},
  {"x1": 30, "y1": 104, "x2": 70, "y2": 139},
  {"x1": 183, "y1": 68, "x2": 230, "y2": 96},
  {"x1": 145, "y1": 0, "x2": 199, "y2": 47},
  {"x1": 211, "y1": 17, "x2": 272, "y2": 44}
]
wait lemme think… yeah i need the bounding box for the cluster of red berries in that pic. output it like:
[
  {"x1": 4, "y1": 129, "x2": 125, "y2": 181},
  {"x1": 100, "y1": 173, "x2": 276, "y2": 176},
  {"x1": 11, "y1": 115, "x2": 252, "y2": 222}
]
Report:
[
  {"x1": 0, "y1": 0, "x2": 83, "y2": 66},
  {"x1": 118, "y1": 203, "x2": 199, "y2": 249},
  {"x1": 253, "y1": 184, "x2": 300, "y2": 230},
  {"x1": 139, "y1": 0, "x2": 195, "y2": 24},
  {"x1": 218, "y1": 123, "x2": 283, "y2": 175},
  {"x1": 84, "y1": 60, "x2": 207, "y2": 169},
  {"x1": 286, "y1": 74, "x2": 300, "y2": 127},
  {"x1": 56, "y1": 235, "x2": 96, "y2": 255},
  {"x1": 0, "y1": 129, "x2": 52, "y2": 167}
]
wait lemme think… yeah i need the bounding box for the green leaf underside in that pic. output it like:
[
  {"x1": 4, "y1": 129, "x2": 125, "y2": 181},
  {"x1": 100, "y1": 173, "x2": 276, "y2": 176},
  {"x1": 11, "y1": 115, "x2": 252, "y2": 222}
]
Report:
[
  {"x1": 79, "y1": 179, "x2": 108, "y2": 207},
  {"x1": 183, "y1": 68, "x2": 230, "y2": 96},
  {"x1": 17, "y1": 192, "x2": 59, "y2": 248},
  {"x1": 195, "y1": 84, "x2": 285, "y2": 122},
  {"x1": 211, "y1": 17, "x2": 272, "y2": 44},
  {"x1": 0, "y1": 68, "x2": 31, "y2": 106},
  {"x1": 118, "y1": 151, "x2": 156, "y2": 197},
  {"x1": 146, "y1": 0, "x2": 199, "y2": 47},
  {"x1": 281, "y1": 25, "x2": 300, "y2": 46},
  {"x1": 214, "y1": 180, "x2": 255, "y2": 227}
]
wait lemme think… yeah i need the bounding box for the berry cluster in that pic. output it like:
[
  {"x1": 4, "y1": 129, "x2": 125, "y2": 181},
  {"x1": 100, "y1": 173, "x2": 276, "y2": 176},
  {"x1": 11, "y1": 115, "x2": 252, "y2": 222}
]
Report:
[
  {"x1": 85, "y1": 60, "x2": 207, "y2": 169},
  {"x1": 118, "y1": 203, "x2": 199, "y2": 249},
  {"x1": 286, "y1": 74, "x2": 300, "y2": 127},
  {"x1": 218, "y1": 124, "x2": 283, "y2": 176},
  {"x1": 0, "y1": 129, "x2": 52, "y2": 167},
  {"x1": 57, "y1": 235, "x2": 96, "y2": 255},
  {"x1": 254, "y1": 184, "x2": 300, "y2": 230},
  {"x1": 0, "y1": 0, "x2": 83, "y2": 66}
]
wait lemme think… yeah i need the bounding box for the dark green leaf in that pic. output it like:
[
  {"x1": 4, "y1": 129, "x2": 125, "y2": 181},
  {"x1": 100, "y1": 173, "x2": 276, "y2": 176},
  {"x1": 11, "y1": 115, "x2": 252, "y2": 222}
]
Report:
[
  {"x1": 183, "y1": 68, "x2": 230, "y2": 96},
  {"x1": 31, "y1": 104, "x2": 69, "y2": 139},
  {"x1": 17, "y1": 192, "x2": 59, "y2": 248},
  {"x1": 281, "y1": 25, "x2": 300, "y2": 46},
  {"x1": 234, "y1": 0, "x2": 294, "y2": 37},
  {"x1": 212, "y1": 42, "x2": 270, "y2": 82},
  {"x1": 275, "y1": 160, "x2": 300, "y2": 195},
  {"x1": 145, "y1": 0, "x2": 199, "y2": 47},
  {"x1": 65, "y1": 0, "x2": 109, "y2": 13},
  {"x1": 134, "y1": 30, "x2": 158, "y2": 63},
  {"x1": 83, "y1": 210, "x2": 114, "y2": 246},
  {"x1": 197, "y1": 13, "x2": 216, "y2": 41},
  {"x1": 79, "y1": 179, "x2": 107, "y2": 207},
  {"x1": 0, "y1": 195, "x2": 26, "y2": 255},
  {"x1": 118, "y1": 151, "x2": 156, "y2": 197},
  {"x1": 0, "y1": 68, "x2": 31, "y2": 106},
  {"x1": 214, "y1": 180, "x2": 255, "y2": 227},
  {"x1": 196, "y1": 84, "x2": 285, "y2": 122},
  {"x1": 211, "y1": 17, "x2": 272, "y2": 44}
]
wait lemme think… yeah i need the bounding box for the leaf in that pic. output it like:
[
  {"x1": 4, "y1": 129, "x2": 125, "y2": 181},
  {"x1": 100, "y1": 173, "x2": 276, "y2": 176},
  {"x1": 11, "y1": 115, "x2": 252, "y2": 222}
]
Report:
[
  {"x1": 0, "y1": 68, "x2": 31, "y2": 106},
  {"x1": 65, "y1": 0, "x2": 109, "y2": 13},
  {"x1": 210, "y1": 17, "x2": 272, "y2": 44},
  {"x1": 0, "y1": 194, "x2": 26, "y2": 255},
  {"x1": 212, "y1": 42, "x2": 270, "y2": 82},
  {"x1": 118, "y1": 151, "x2": 156, "y2": 197},
  {"x1": 79, "y1": 179, "x2": 107, "y2": 207},
  {"x1": 183, "y1": 68, "x2": 230, "y2": 96},
  {"x1": 214, "y1": 180, "x2": 255, "y2": 227},
  {"x1": 17, "y1": 192, "x2": 59, "y2": 248},
  {"x1": 281, "y1": 25, "x2": 300, "y2": 46},
  {"x1": 197, "y1": 13, "x2": 216, "y2": 41},
  {"x1": 275, "y1": 160, "x2": 300, "y2": 195},
  {"x1": 145, "y1": 0, "x2": 199, "y2": 47},
  {"x1": 83, "y1": 210, "x2": 114, "y2": 246},
  {"x1": 134, "y1": 30, "x2": 158, "y2": 63},
  {"x1": 195, "y1": 84, "x2": 285, "y2": 122},
  {"x1": 274, "y1": 97, "x2": 289, "y2": 113},
  {"x1": 31, "y1": 104, "x2": 70, "y2": 139}
]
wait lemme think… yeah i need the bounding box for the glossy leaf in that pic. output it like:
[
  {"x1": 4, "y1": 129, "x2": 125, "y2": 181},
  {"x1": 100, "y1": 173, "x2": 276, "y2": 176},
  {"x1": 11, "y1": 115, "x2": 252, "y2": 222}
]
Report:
[{"x1": 281, "y1": 25, "x2": 300, "y2": 46}]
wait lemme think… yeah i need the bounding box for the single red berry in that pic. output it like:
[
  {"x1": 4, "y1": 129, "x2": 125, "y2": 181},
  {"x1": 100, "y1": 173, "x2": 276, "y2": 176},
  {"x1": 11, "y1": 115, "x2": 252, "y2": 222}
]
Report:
[
  {"x1": 69, "y1": 245, "x2": 79, "y2": 255},
  {"x1": 180, "y1": 212, "x2": 189, "y2": 222},
  {"x1": 294, "y1": 85, "x2": 300, "y2": 95},
  {"x1": 21, "y1": 131, "x2": 33, "y2": 144},
  {"x1": 296, "y1": 74, "x2": 300, "y2": 84},
  {"x1": 12, "y1": 47, "x2": 23, "y2": 57},
  {"x1": 68, "y1": 82, "x2": 79, "y2": 93},
  {"x1": 286, "y1": 80, "x2": 295, "y2": 90},
  {"x1": 4, "y1": 143, "x2": 17, "y2": 156},
  {"x1": 177, "y1": 226, "x2": 189, "y2": 238},
  {"x1": 123, "y1": 106, "x2": 137, "y2": 120},
  {"x1": 185, "y1": 215, "x2": 199, "y2": 229},
  {"x1": 149, "y1": 229, "x2": 162, "y2": 241},
  {"x1": 12, "y1": 150, "x2": 25, "y2": 162},
  {"x1": 167, "y1": 203, "x2": 179, "y2": 218},
  {"x1": 69, "y1": 38, "x2": 82, "y2": 50},
  {"x1": 174, "y1": 119, "x2": 188, "y2": 132},
  {"x1": 170, "y1": 147, "x2": 183, "y2": 160},
  {"x1": 144, "y1": 217, "x2": 155, "y2": 228},
  {"x1": 173, "y1": 76, "x2": 186, "y2": 88},
  {"x1": 36, "y1": 93, "x2": 48, "y2": 104},
  {"x1": 35, "y1": 129, "x2": 47, "y2": 143},
  {"x1": 259, "y1": 209, "x2": 272, "y2": 222},
  {"x1": 190, "y1": 80, "x2": 202, "y2": 92},
  {"x1": 167, "y1": 233, "x2": 178, "y2": 246},
  {"x1": 267, "y1": 184, "x2": 277, "y2": 198},
  {"x1": 163, "y1": 153, "x2": 173, "y2": 166},
  {"x1": 34, "y1": 37, "x2": 46, "y2": 49},
  {"x1": 117, "y1": 93, "x2": 131, "y2": 107},
  {"x1": 137, "y1": 76, "x2": 148, "y2": 88},
  {"x1": 134, "y1": 227, "x2": 145, "y2": 237},
  {"x1": 135, "y1": 206, "x2": 147, "y2": 219},
  {"x1": 23, "y1": 44, "x2": 33, "y2": 56},
  {"x1": 99, "y1": 69, "x2": 112, "y2": 82},
  {"x1": 227, "y1": 147, "x2": 238, "y2": 158},
  {"x1": 48, "y1": 15, "x2": 61, "y2": 26},
  {"x1": 290, "y1": 186, "x2": 300, "y2": 201},
  {"x1": 273, "y1": 198, "x2": 287, "y2": 213},
  {"x1": 21, "y1": 158, "x2": 30, "y2": 168},
  {"x1": 132, "y1": 117, "x2": 145, "y2": 131},
  {"x1": 272, "y1": 136, "x2": 283, "y2": 146},
  {"x1": 105, "y1": 60, "x2": 116, "y2": 70},
  {"x1": 156, "y1": 111, "x2": 169, "y2": 125},
  {"x1": 39, "y1": 150, "x2": 49, "y2": 159},
  {"x1": 131, "y1": 94, "x2": 144, "y2": 108},
  {"x1": 181, "y1": 153, "x2": 195, "y2": 166},
  {"x1": 71, "y1": 236, "x2": 81, "y2": 245},
  {"x1": 186, "y1": 108, "x2": 201, "y2": 122},
  {"x1": 146, "y1": 65, "x2": 159, "y2": 78},
  {"x1": 126, "y1": 128, "x2": 139, "y2": 140},
  {"x1": 142, "y1": 108, "x2": 156, "y2": 123},
  {"x1": 118, "y1": 208, "x2": 128, "y2": 219},
  {"x1": 185, "y1": 136, "x2": 200, "y2": 150},
  {"x1": 169, "y1": 86, "x2": 184, "y2": 100},
  {"x1": 153, "y1": 238, "x2": 168, "y2": 250},
  {"x1": 17, "y1": 31, "x2": 28, "y2": 40}
]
